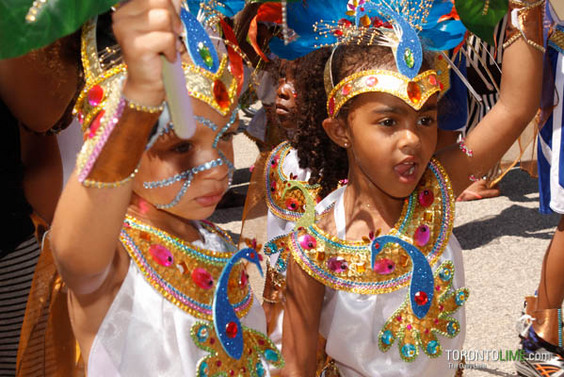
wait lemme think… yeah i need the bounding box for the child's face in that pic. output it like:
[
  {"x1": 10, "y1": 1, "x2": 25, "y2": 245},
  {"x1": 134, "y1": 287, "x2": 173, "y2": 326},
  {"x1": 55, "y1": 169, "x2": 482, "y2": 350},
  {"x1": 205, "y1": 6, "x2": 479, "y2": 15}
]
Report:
[
  {"x1": 275, "y1": 62, "x2": 298, "y2": 130},
  {"x1": 345, "y1": 91, "x2": 438, "y2": 198},
  {"x1": 133, "y1": 98, "x2": 237, "y2": 220}
]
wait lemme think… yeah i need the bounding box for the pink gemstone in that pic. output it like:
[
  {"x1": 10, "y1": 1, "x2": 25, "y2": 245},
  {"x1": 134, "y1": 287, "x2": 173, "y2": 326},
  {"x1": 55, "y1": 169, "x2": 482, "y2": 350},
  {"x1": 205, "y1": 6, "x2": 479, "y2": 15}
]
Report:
[
  {"x1": 328, "y1": 97, "x2": 336, "y2": 116},
  {"x1": 216, "y1": 361, "x2": 222, "y2": 367},
  {"x1": 396, "y1": 315, "x2": 402, "y2": 322},
  {"x1": 425, "y1": 329, "x2": 430, "y2": 334},
  {"x1": 365, "y1": 76, "x2": 378, "y2": 87},
  {"x1": 149, "y1": 244, "x2": 173, "y2": 267},
  {"x1": 418, "y1": 189, "x2": 434, "y2": 207},
  {"x1": 88, "y1": 85, "x2": 104, "y2": 107},
  {"x1": 439, "y1": 304, "x2": 444, "y2": 311},
  {"x1": 434, "y1": 318, "x2": 439, "y2": 324},
  {"x1": 327, "y1": 257, "x2": 348, "y2": 273},
  {"x1": 226, "y1": 322, "x2": 238, "y2": 338},
  {"x1": 191, "y1": 267, "x2": 214, "y2": 289},
  {"x1": 428, "y1": 74, "x2": 438, "y2": 86},
  {"x1": 414, "y1": 225, "x2": 431, "y2": 246},
  {"x1": 436, "y1": 285, "x2": 441, "y2": 291},
  {"x1": 407, "y1": 324, "x2": 412, "y2": 330},
  {"x1": 270, "y1": 181, "x2": 277, "y2": 193},
  {"x1": 414, "y1": 291, "x2": 428, "y2": 306},
  {"x1": 373, "y1": 258, "x2": 395, "y2": 275},
  {"x1": 341, "y1": 83, "x2": 353, "y2": 96},
  {"x1": 298, "y1": 234, "x2": 317, "y2": 250},
  {"x1": 271, "y1": 155, "x2": 279, "y2": 167},
  {"x1": 239, "y1": 270, "x2": 248, "y2": 288}
]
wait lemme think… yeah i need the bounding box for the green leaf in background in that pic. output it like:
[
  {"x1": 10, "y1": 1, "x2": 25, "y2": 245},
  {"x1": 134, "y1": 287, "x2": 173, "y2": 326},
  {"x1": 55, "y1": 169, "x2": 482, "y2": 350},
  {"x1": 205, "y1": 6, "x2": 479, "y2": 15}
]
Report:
[
  {"x1": 454, "y1": 0, "x2": 508, "y2": 45},
  {"x1": 0, "y1": 0, "x2": 118, "y2": 59}
]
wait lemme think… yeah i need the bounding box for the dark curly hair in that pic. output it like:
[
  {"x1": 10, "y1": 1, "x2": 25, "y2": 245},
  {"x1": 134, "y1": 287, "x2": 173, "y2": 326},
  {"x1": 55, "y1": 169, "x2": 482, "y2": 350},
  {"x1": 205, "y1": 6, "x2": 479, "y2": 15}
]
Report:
[{"x1": 292, "y1": 44, "x2": 396, "y2": 196}]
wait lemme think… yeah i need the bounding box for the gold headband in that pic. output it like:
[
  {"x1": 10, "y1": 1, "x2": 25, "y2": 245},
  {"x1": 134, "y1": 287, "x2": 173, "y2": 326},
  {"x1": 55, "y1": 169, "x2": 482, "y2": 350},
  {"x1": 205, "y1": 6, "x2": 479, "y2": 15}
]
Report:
[{"x1": 326, "y1": 69, "x2": 441, "y2": 118}]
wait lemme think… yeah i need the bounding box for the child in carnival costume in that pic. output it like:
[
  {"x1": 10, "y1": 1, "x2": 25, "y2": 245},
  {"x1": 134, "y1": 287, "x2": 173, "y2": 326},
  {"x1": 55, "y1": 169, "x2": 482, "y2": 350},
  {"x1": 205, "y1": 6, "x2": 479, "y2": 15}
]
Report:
[
  {"x1": 516, "y1": 2, "x2": 564, "y2": 376},
  {"x1": 263, "y1": 0, "x2": 545, "y2": 375},
  {"x1": 23, "y1": 1, "x2": 283, "y2": 375}
]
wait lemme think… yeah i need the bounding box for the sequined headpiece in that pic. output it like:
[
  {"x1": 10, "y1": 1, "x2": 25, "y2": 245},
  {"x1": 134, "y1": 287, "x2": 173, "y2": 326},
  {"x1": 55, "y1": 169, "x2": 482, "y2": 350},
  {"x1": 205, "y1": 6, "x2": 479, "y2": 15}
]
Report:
[
  {"x1": 315, "y1": 0, "x2": 443, "y2": 118},
  {"x1": 74, "y1": 1, "x2": 245, "y2": 129}
]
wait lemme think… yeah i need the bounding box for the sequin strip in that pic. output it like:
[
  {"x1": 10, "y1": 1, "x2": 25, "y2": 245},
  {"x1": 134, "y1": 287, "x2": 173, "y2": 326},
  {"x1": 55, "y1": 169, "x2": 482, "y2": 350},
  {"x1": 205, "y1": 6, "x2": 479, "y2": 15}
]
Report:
[
  {"x1": 121, "y1": 218, "x2": 252, "y2": 320},
  {"x1": 143, "y1": 158, "x2": 225, "y2": 209}
]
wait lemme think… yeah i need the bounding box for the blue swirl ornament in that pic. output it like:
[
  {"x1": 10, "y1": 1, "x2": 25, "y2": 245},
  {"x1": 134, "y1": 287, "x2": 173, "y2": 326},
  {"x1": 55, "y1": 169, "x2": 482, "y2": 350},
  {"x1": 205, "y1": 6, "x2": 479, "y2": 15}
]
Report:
[
  {"x1": 212, "y1": 248, "x2": 263, "y2": 359},
  {"x1": 371, "y1": 235, "x2": 433, "y2": 318}
]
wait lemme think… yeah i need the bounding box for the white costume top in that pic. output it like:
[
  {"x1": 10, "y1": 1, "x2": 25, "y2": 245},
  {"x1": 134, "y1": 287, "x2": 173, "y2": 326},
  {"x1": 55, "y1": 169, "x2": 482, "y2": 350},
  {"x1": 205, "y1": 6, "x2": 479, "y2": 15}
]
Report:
[
  {"x1": 88, "y1": 218, "x2": 281, "y2": 376},
  {"x1": 319, "y1": 189, "x2": 466, "y2": 376},
  {"x1": 284, "y1": 159, "x2": 468, "y2": 377}
]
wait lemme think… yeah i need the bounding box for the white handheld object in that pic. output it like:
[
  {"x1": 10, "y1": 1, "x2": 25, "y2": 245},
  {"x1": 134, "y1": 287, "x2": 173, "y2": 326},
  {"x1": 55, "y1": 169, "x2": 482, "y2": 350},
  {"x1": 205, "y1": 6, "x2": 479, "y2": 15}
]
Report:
[{"x1": 161, "y1": 54, "x2": 196, "y2": 139}]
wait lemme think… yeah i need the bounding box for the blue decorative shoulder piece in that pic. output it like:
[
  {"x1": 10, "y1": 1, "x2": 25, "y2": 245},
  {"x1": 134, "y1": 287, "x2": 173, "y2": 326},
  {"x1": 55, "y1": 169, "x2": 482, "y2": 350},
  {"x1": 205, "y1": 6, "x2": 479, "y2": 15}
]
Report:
[{"x1": 180, "y1": 6, "x2": 220, "y2": 73}]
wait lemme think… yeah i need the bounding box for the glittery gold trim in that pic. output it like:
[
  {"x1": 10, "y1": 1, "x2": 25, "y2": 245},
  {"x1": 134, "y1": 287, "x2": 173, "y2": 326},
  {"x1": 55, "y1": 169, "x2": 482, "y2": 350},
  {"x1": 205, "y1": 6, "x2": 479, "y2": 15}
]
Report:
[
  {"x1": 290, "y1": 158, "x2": 455, "y2": 295},
  {"x1": 120, "y1": 216, "x2": 253, "y2": 321},
  {"x1": 191, "y1": 322, "x2": 284, "y2": 375},
  {"x1": 265, "y1": 141, "x2": 322, "y2": 223},
  {"x1": 378, "y1": 260, "x2": 469, "y2": 362},
  {"x1": 327, "y1": 69, "x2": 441, "y2": 117}
]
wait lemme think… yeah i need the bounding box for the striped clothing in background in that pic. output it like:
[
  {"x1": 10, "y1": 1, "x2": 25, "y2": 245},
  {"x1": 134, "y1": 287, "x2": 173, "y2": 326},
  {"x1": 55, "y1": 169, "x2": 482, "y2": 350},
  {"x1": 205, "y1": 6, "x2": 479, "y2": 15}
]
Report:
[{"x1": 0, "y1": 236, "x2": 40, "y2": 377}]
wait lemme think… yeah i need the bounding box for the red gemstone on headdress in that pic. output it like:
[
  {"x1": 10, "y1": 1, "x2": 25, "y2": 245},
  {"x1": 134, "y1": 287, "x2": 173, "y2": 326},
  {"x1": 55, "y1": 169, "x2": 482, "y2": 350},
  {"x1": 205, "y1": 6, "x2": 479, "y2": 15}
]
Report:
[
  {"x1": 192, "y1": 267, "x2": 214, "y2": 289},
  {"x1": 342, "y1": 83, "x2": 353, "y2": 96},
  {"x1": 407, "y1": 81, "x2": 421, "y2": 103},
  {"x1": 333, "y1": 29, "x2": 344, "y2": 37},
  {"x1": 328, "y1": 97, "x2": 336, "y2": 116},
  {"x1": 365, "y1": 76, "x2": 378, "y2": 87},
  {"x1": 213, "y1": 80, "x2": 229, "y2": 109},
  {"x1": 428, "y1": 74, "x2": 438, "y2": 86},
  {"x1": 88, "y1": 85, "x2": 104, "y2": 107},
  {"x1": 87, "y1": 110, "x2": 105, "y2": 139},
  {"x1": 338, "y1": 18, "x2": 352, "y2": 28},
  {"x1": 226, "y1": 322, "x2": 238, "y2": 338},
  {"x1": 418, "y1": 189, "x2": 434, "y2": 207},
  {"x1": 414, "y1": 291, "x2": 428, "y2": 306}
]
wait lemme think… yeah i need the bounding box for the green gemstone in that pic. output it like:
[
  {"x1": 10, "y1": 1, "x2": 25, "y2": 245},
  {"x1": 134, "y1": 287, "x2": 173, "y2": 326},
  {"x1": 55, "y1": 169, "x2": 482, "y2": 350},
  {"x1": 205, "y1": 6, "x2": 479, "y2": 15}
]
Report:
[
  {"x1": 198, "y1": 42, "x2": 213, "y2": 69},
  {"x1": 404, "y1": 48, "x2": 415, "y2": 69}
]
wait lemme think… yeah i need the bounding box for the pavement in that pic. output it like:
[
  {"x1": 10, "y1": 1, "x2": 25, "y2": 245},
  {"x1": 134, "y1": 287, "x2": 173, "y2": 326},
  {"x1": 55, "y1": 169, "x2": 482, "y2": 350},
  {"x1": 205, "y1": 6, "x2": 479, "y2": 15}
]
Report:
[{"x1": 212, "y1": 131, "x2": 562, "y2": 377}]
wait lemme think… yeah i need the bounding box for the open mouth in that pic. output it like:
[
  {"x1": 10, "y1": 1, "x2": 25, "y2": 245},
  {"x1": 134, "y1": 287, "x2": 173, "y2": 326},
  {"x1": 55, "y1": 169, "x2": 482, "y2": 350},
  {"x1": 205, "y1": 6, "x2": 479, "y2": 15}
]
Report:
[{"x1": 394, "y1": 161, "x2": 418, "y2": 182}]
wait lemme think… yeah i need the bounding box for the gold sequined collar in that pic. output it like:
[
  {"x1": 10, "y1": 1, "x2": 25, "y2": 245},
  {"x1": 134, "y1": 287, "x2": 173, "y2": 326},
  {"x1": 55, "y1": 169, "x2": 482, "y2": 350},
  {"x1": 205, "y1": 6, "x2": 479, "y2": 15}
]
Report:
[
  {"x1": 120, "y1": 216, "x2": 253, "y2": 321},
  {"x1": 288, "y1": 158, "x2": 455, "y2": 294}
]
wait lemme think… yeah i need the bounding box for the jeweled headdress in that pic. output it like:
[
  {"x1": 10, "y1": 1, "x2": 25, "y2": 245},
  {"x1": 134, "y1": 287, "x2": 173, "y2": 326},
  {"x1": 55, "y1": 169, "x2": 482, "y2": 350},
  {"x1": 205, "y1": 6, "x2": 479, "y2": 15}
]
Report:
[{"x1": 74, "y1": 1, "x2": 246, "y2": 135}]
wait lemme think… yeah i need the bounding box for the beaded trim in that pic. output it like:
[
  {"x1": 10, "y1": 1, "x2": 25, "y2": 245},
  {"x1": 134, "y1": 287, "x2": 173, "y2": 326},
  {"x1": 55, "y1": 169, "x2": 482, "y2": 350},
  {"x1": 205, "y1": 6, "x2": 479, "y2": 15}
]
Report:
[
  {"x1": 120, "y1": 216, "x2": 253, "y2": 321},
  {"x1": 265, "y1": 141, "x2": 322, "y2": 222},
  {"x1": 289, "y1": 158, "x2": 455, "y2": 295}
]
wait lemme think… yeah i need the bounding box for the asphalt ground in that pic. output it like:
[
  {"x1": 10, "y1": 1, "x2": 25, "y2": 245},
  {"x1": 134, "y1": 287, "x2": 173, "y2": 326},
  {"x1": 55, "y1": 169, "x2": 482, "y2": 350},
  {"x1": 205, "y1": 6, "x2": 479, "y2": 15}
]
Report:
[{"x1": 212, "y1": 131, "x2": 561, "y2": 376}]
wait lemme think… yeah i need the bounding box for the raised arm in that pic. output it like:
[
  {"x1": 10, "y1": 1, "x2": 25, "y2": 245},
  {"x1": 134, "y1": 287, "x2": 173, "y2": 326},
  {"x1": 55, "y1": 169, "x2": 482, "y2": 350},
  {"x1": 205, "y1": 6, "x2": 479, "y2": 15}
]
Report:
[
  {"x1": 438, "y1": 0, "x2": 545, "y2": 196},
  {"x1": 281, "y1": 256, "x2": 325, "y2": 377},
  {"x1": 50, "y1": 0, "x2": 181, "y2": 294}
]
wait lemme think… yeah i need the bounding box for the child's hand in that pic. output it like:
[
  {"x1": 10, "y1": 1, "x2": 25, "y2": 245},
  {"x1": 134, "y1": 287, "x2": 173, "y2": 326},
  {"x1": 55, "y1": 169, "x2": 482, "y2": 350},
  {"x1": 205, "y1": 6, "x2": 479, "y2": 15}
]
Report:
[{"x1": 112, "y1": 0, "x2": 182, "y2": 107}]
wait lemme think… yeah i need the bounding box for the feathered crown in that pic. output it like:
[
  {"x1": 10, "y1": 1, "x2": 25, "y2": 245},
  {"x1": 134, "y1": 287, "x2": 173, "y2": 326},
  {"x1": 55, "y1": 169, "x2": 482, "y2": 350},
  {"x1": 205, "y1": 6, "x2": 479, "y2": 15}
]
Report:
[{"x1": 73, "y1": 1, "x2": 247, "y2": 133}]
